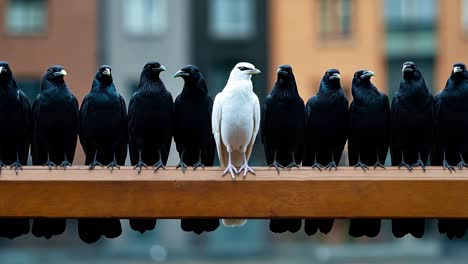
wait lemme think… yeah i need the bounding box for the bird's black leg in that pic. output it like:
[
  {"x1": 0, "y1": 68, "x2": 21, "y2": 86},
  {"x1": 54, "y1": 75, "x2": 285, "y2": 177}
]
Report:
[
  {"x1": 398, "y1": 152, "x2": 412, "y2": 171},
  {"x1": 193, "y1": 150, "x2": 205, "y2": 171},
  {"x1": 373, "y1": 152, "x2": 386, "y2": 169},
  {"x1": 325, "y1": 152, "x2": 337, "y2": 170},
  {"x1": 43, "y1": 152, "x2": 57, "y2": 171},
  {"x1": 10, "y1": 152, "x2": 23, "y2": 175},
  {"x1": 153, "y1": 150, "x2": 165, "y2": 172},
  {"x1": 176, "y1": 150, "x2": 188, "y2": 173},
  {"x1": 286, "y1": 152, "x2": 300, "y2": 170},
  {"x1": 0, "y1": 159, "x2": 5, "y2": 175},
  {"x1": 354, "y1": 153, "x2": 368, "y2": 171},
  {"x1": 107, "y1": 153, "x2": 120, "y2": 172},
  {"x1": 442, "y1": 152, "x2": 455, "y2": 172},
  {"x1": 60, "y1": 153, "x2": 72, "y2": 169},
  {"x1": 133, "y1": 150, "x2": 147, "y2": 174},
  {"x1": 88, "y1": 150, "x2": 103, "y2": 170},
  {"x1": 268, "y1": 151, "x2": 284, "y2": 174},
  {"x1": 413, "y1": 152, "x2": 426, "y2": 172},
  {"x1": 457, "y1": 153, "x2": 468, "y2": 170},
  {"x1": 311, "y1": 153, "x2": 324, "y2": 171}
]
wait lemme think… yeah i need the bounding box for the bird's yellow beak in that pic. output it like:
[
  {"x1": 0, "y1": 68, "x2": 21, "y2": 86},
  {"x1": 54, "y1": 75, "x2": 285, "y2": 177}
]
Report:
[
  {"x1": 54, "y1": 69, "x2": 67, "y2": 77},
  {"x1": 249, "y1": 69, "x2": 261, "y2": 75}
]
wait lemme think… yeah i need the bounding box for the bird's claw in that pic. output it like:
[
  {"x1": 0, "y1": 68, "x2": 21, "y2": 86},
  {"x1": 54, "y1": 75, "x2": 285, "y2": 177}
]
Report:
[
  {"x1": 222, "y1": 164, "x2": 238, "y2": 180},
  {"x1": 193, "y1": 161, "x2": 205, "y2": 171},
  {"x1": 412, "y1": 159, "x2": 426, "y2": 172},
  {"x1": 354, "y1": 161, "x2": 369, "y2": 171},
  {"x1": 311, "y1": 162, "x2": 324, "y2": 171},
  {"x1": 268, "y1": 160, "x2": 284, "y2": 174},
  {"x1": 176, "y1": 161, "x2": 188, "y2": 173},
  {"x1": 0, "y1": 161, "x2": 5, "y2": 175},
  {"x1": 398, "y1": 161, "x2": 413, "y2": 171},
  {"x1": 443, "y1": 160, "x2": 456, "y2": 173},
  {"x1": 373, "y1": 161, "x2": 386, "y2": 169},
  {"x1": 239, "y1": 163, "x2": 255, "y2": 179},
  {"x1": 107, "y1": 160, "x2": 120, "y2": 172},
  {"x1": 133, "y1": 161, "x2": 148, "y2": 174},
  {"x1": 153, "y1": 160, "x2": 165, "y2": 172},
  {"x1": 9, "y1": 161, "x2": 22, "y2": 175},
  {"x1": 60, "y1": 160, "x2": 72, "y2": 169},
  {"x1": 457, "y1": 161, "x2": 468, "y2": 170},
  {"x1": 286, "y1": 162, "x2": 300, "y2": 170},
  {"x1": 43, "y1": 160, "x2": 57, "y2": 171},
  {"x1": 88, "y1": 160, "x2": 103, "y2": 170},
  {"x1": 325, "y1": 161, "x2": 337, "y2": 171}
]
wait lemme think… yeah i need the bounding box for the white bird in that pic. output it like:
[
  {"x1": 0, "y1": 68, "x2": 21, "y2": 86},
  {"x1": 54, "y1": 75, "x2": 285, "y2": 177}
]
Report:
[{"x1": 212, "y1": 62, "x2": 261, "y2": 227}]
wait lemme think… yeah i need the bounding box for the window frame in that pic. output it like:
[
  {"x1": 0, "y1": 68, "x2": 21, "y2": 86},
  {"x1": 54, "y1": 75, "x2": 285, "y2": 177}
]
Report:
[
  {"x1": 208, "y1": 0, "x2": 256, "y2": 40},
  {"x1": 4, "y1": 0, "x2": 48, "y2": 37},
  {"x1": 318, "y1": 0, "x2": 354, "y2": 42},
  {"x1": 122, "y1": 0, "x2": 169, "y2": 38}
]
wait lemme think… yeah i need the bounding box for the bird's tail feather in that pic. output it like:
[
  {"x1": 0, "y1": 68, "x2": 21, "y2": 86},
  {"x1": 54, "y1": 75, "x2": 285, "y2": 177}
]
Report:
[{"x1": 222, "y1": 219, "x2": 247, "y2": 227}]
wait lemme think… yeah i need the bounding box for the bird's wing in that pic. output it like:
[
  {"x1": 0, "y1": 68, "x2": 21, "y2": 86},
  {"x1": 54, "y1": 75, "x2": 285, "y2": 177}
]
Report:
[
  {"x1": 79, "y1": 95, "x2": 90, "y2": 153},
  {"x1": 173, "y1": 95, "x2": 183, "y2": 154},
  {"x1": 117, "y1": 94, "x2": 128, "y2": 164},
  {"x1": 128, "y1": 93, "x2": 138, "y2": 165},
  {"x1": 31, "y1": 94, "x2": 41, "y2": 164},
  {"x1": 245, "y1": 93, "x2": 261, "y2": 161},
  {"x1": 212, "y1": 92, "x2": 228, "y2": 166},
  {"x1": 19, "y1": 91, "x2": 32, "y2": 164}
]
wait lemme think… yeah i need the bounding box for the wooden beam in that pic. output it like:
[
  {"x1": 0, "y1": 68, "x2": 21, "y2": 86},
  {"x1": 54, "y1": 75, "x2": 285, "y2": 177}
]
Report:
[{"x1": 0, "y1": 166, "x2": 467, "y2": 219}]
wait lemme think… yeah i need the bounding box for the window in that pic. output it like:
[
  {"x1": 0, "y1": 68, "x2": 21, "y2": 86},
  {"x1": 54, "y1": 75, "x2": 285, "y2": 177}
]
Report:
[
  {"x1": 209, "y1": 0, "x2": 255, "y2": 39},
  {"x1": 463, "y1": 0, "x2": 468, "y2": 33},
  {"x1": 385, "y1": 0, "x2": 436, "y2": 26},
  {"x1": 6, "y1": 0, "x2": 46, "y2": 35},
  {"x1": 319, "y1": 0, "x2": 352, "y2": 40},
  {"x1": 123, "y1": 0, "x2": 168, "y2": 36}
]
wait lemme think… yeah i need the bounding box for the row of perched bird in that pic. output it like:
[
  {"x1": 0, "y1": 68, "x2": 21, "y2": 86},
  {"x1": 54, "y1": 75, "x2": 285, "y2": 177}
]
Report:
[{"x1": 0, "y1": 60, "x2": 466, "y2": 243}]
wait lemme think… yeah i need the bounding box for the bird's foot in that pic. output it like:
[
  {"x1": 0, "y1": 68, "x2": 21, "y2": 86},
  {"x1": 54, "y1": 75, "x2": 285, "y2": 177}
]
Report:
[
  {"x1": 413, "y1": 159, "x2": 426, "y2": 172},
  {"x1": 60, "y1": 160, "x2": 72, "y2": 169},
  {"x1": 107, "y1": 160, "x2": 120, "y2": 172},
  {"x1": 325, "y1": 161, "x2": 337, "y2": 171},
  {"x1": 268, "y1": 160, "x2": 284, "y2": 174},
  {"x1": 9, "y1": 160, "x2": 22, "y2": 175},
  {"x1": 311, "y1": 162, "x2": 324, "y2": 171},
  {"x1": 373, "y1": 161, "x2": 386, "y2": 169},
  {"x1": 443, "y1": 160, "x2": 456, "y2": 173},
  {"x1": 43, "y1": 160, "x2": 57, "y2": 171},
  {"x1": 457, "y1": 160, "x2": 468, "y2": 170},
  {"x1": 176, "y1": 161, "x2": 188, "y2": 173},
  {"x1": 398, "y1": 161, "x2": 413, "y2": 171},
  {"x1": 354, "y1": 161, "x2": 369, "y2": 171},
  {"x1": 222, "y1": 164, "x2": 238, "y2": 180},
  {"x1": 240, "y1": 163, "x2": 256, "y2": 179},
  {"x1": 133, "y1": 161, "x2": 148, "y2": 174},
  {"x1": 286, "y1": 161, "x2": 300, "y2": 170},
  {"x1": 0, "y1": 161, "x2": 5, "y2": 175},
  {"x1": 152, "y1": 160, "x2": 165, "y2": 172},
  {"x1": 88, "y1": 160, "x2": 103, "y2": 170},
  {"x1": 193, "y1": 161, "x2": 205, "y2": 171}
]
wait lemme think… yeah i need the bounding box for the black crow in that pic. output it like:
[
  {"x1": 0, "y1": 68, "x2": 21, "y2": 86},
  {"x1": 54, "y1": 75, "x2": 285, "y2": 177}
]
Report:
[
  {"x1": 31, "y1": 65, "x2": 79, "y2": 239},
  {"x1": 174, "y1": 65, "x2": 219, "y2": 234},
  {"x1": 78, "y1": 65, "x2": 126, "y2": 243},
  {"x1": 433, "y1": 63, "x2": 468, "y2": 239},
  {"x1": 128, "y1": 62, "x2": 172, "y2": 234},
  {"x1": 390, "y1": 61, "x2": 433, "y2": 238},
  {"x1": 261, "y1": 65, "x2": 304, "y2": 233},
  {"x1": 348, "y1": 70, "x2": 390, "y2": 238},
  {"x1": 0, "y1": 61, "x2": 31, "y2": 239},
  {"x1": 303, "y1": 69, "x2": 348, "y2": 236}
]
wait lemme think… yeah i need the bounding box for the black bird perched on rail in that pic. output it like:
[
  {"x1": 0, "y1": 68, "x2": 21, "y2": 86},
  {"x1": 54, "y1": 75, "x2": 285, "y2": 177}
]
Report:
[
  {"x1": 128, "y1": 62, "x2": 172, "y2": 234},
  {"x1": 174, "y1": 65, "x2": 219, "y2": 235},
  {"x1": 390, "y1": 61, "x2": 433, "y2": 238},
  {"x1": 0, "y1": 61, "x2": 31, "y2": 239},
  {"x1": 78, "y1": 65, "x2": 126, "y2": 243},
  {"x1": 261, "y1": 64, "x2": 305, "y2": 233},
  {"x1": 31, "y1": 65, "x2": 79, "y2": 239},
  {"x1": 348, "y1": 70, "x2": 390, "y2": 238},
  {"x1": 303, "y1": 69, "x2": 348, "y2": 236},
  {"x1": 433, "y1": 63, "x2": 468, "y2": 239}
]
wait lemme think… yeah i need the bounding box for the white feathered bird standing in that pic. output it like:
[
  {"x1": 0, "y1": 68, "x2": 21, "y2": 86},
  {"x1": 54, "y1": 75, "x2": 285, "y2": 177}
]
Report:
[{"x1": 212, "y1": 62, "x2": 261, "y2": 227}]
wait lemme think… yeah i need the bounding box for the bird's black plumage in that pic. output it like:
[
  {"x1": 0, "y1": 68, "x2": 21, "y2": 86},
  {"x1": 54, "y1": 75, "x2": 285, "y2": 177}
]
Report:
[
  {"x1": 347, "y1": 70, "x2": 390, "y2": 238},
  {"x1": 78, "y1": 65, "x2": 126, "y2": 243},
  {"x1": 128, "y1": 62, "x2": 173, "y2": 234},
  {"x1": 261, "y1": 65, "x2": 305, "y2": 233},
  {"x1": 433, "y1": 63, "x2": 468, "y2": 239},
  {"x1": 31, "y1": 65, "x2": 79, "y2": 239},
  {"x1": 174, "y1": 65, "x2": 219, "y2": 234},
  {"x1": 390, "y1": 61, "x2": 433, "y2": 238},
  {"x1": 303, "y1": 69, "x2": 348, "y2": 235},
  {"x1": 0, "y1": 61, "x2": 31, "y2": 239}
]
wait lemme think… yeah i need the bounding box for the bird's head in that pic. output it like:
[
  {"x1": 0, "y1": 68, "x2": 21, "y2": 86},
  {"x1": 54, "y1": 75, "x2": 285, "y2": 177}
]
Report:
[
  {"x1": 323, "y1": 69, "x2": 341, "y2": 87},
  {"x1": 96, "y1": 65, "x2": 113, "y2": 85},
  {"x1": 402, "y1": 61, "x2": 420, "y2": 79},
  {"x1": 276, "y1": 64, "x2": 293, "y2": 80},
  {"x1": 451, "y1": 62, "x2": 468, "y2": 79},
  {"x1": 353, "y1": 70, "x2": 375, "y2": 85},
  {"x1": 0, "y1": 61, "x2": 13, "y2": 83},
  {"x1": 230, "y1": 62, "x2": 261, "y2": 81},
  {"x1": 174, "y1": 65, "x2": 202, "y2": 83},
  {"x1": 142, "y1": 61, "x2": 166, "y2": 79},
  {"x1": 45, "y1": 65, "x2": 67, "y2": 83}
]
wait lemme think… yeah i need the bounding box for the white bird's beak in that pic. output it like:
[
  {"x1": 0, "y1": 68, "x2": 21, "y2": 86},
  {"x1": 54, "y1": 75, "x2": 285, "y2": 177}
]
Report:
[
  {"x1": 54, "y1": 69, "x2": 67, "y2": 77},
  {"x1": 0, "y1": 67, "x2": 4, "y2": 74},
  {"x1": 102, "y1": 68, "x2": 111, "y2": 76},
  {"x1": 330, "y1": 73, "x2": 341, "y2": 80},
  {"x1": 361, "y1": 71, "x2": 375, "y2": 79},
  {"x1": 453, "y1": 66, "x2": 463, "y2": 73},
  {"x1": 174, "y1": 70, "x2": 189, "y2": 78},
  {"x1": 249, "y1": 69, "x2": 261, "y2": 75}
]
